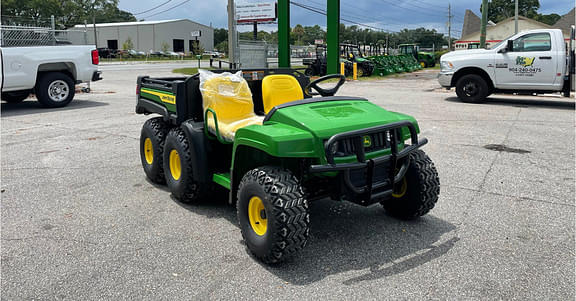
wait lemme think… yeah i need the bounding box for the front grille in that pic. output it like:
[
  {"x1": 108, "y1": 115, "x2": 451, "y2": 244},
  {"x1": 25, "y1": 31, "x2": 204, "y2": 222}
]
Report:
[{"x1": 331, "y1": 128, "x2": 402, "y2": 158}]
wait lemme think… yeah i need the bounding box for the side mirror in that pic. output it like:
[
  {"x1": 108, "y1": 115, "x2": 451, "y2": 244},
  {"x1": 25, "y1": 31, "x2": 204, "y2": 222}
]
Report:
[{"x1": 507, "y1": 40, "x2": 514, "y2": 52}]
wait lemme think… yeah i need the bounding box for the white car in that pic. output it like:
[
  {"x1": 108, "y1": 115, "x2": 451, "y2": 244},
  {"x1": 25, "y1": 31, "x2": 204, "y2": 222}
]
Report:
[
  {"x1": 0, "y1": 45, "x2": 102, "y2": 107},
  {"x1": 439, "y1": 28, "x2": 574, "y2": 102}
]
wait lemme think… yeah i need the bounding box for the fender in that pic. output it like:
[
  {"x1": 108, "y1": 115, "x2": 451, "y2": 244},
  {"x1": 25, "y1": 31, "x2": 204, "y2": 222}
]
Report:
[{"x1": 180, "y1": 120, "x2": 211, "y2": 185}]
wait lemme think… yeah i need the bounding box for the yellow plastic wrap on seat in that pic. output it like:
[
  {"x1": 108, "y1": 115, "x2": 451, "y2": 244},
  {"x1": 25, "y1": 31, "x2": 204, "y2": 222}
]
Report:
[
  {"x1": 261, "y1": 74, "x2": 304, "y2": 113},
  {"x1": 199, "y1": 70, "x2": 263, "y2": 142}
]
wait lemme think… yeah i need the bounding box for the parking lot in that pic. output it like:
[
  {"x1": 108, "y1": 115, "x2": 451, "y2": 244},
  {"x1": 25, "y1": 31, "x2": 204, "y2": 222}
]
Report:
[{"x1": 1, "y1": 63, "x2": 574, "y2": 299}]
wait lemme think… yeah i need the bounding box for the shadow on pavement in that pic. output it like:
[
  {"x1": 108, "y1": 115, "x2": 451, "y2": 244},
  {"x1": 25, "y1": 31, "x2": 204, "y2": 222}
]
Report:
[
  {"x1": 174, "y1": 194, "x2": 457, "y2": 285},
  {"x1": 1, "y1": 98, "x2": 108, "y2": 117},
  {"x1": 444, "y1": 96, "x2": 575, "y2": 110}
]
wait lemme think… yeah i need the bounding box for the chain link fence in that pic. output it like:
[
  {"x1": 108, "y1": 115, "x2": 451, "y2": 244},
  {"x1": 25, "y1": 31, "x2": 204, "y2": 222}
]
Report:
[
  {"x1": 238, "y1": 40, "x2": 316, "y2": 68},
  {"x1": 0, "y1": 25, "x2": 88, "y2": 47}
]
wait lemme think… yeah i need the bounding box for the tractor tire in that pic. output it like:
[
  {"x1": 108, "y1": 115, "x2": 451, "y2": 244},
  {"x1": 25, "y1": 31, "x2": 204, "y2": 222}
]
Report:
[
  {"x1": 429, "y1": 62, "x2": 436, "y2": 67},
  {"x1": 381, "y1": 149, "x2": 440, "y2": 220},
  {"x1": 35, "y1": 72, "x2": 75, "y2": 108},
  {"x1": 163, "y1": 127, "x2": 209, "y2": 203},
  {"x1": 304, "y1": 67, "x2": 315, "y2": 76},
  {"x1": 419, "y1": 61, "x2": 427, "y2": 68},
  {"x1": 455, "y1": 74, "x2": 489, "y2": 103},
  {"x1": 2, "y1": 91, "x2": 29, "y2": 103},
  {"x1": 140, "y1": 117, "x2": 170, "y2": 184},
  {"x1": 237, "y1": 166, "x2": 310, "y2": 264}
]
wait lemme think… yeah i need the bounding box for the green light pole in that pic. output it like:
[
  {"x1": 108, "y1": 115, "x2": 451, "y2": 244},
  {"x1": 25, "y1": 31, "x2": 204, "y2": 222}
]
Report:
[
  {"x1": 278, "y1": 0, "x2": 290, "y2": 68},
  {"x1": 326, "y1": 0, "x2": 340, "y2": 74}
]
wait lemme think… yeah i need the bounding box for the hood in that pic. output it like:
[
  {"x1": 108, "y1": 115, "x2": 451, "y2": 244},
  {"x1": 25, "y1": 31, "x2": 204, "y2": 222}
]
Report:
[
  {"x1": 267, "y1": 99, "x2": 417, "y2": 138},
  {"x1": 442, "y1": 49, "x2": 492, "y2": 59}
]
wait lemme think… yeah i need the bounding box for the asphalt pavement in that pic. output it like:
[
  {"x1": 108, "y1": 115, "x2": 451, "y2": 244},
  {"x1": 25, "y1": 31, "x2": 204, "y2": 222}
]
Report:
[{"x1": 1, "y1": 63, "x2": 574, "y2": 300}]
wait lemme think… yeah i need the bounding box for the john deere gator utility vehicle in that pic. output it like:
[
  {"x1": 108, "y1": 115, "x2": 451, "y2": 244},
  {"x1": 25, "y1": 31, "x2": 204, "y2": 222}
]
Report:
[
  {"x1": 303, "y1": 44, "x2": 327, "y2": 76},
  {"x1": 340, "y1": 44, "x2": 374, "y2": 77},
  {"x1": 398, "y1": 44, "x2": 436, "y2": 68},
  {"x1": 136, "y1": 68, "x2": 440, "y2": 264}
]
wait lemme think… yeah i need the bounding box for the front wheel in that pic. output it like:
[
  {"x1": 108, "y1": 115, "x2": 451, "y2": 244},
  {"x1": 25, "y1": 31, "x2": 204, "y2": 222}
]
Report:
[
  {"x1": 455, "y1": 74, "x2": 489, "y2": 103},
  {"x1": 36, "y1": 72, "x2": 75, "y2": 108},
  {"x1": 381, "y1": 150, "x2": 440, "y2": 220},
  {"x1": 237, "y1": 166, "x2": 310, "y2": 264}
]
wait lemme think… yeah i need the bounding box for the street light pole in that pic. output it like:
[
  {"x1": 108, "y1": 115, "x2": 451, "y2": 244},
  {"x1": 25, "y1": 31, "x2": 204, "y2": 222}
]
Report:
[{"x1": 514, "y1": 0, "x2": 519, "y2": 34}]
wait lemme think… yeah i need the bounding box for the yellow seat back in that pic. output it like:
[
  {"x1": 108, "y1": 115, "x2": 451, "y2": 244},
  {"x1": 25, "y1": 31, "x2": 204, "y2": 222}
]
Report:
[
  {"x1": 261, "y1": 75, "x2": 304, "y2": 113},
  {"x1": 202, "y1": 76, "x2": 254, "y2": 123}
]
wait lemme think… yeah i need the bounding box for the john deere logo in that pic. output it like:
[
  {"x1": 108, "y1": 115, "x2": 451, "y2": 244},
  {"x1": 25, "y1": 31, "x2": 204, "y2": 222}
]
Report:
[
  {"x1": 516, "y1": 56, "x2": 535, "y2": 67},
  {"x1": 363, "y1": 136, "x2": 372, "y2": 147}
]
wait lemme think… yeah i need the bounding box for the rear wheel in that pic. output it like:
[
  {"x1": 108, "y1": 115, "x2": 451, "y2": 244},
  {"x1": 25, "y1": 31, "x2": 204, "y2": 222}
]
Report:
[
  {"x1": 419, "y1": 61, "x2": 427, "y2": 68},
  {"x1": 455, "y1": 74, "x2": 489, "y2": 103},
  {"x1": 36, "y1": 72, "x2": 75, "y2": 108},
  {"x1": 381, "y1": 150, "x2": 440, "y2": 220},
  {"x1": 2, "y1": 91, "x2": 29, "y2": 103},
  {"x1": 304, "y1": 67, "x2": 315, "y2": 76},
  {"x1": 140, "y1": 117, "x2": 170, "y2": 184},
  {"x1": 237, "y1": 166, "x2": 310, "y2": 264},
  {"x1": 163, "y1": 128, "x2": 208, "y2": 203}
]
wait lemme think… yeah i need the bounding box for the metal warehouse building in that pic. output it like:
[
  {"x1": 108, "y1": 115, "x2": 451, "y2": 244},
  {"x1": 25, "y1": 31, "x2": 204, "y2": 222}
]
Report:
[{"x1": 71, "y1": 19, "x2": 213, "y2": 53}]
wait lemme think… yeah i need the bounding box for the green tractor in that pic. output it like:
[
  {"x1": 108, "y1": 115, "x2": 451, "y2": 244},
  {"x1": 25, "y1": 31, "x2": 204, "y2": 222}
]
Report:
[
  {"x1": 398, "y1": 44, "x2": 436, "y2": 68},
  {"x1": 136, "y1": 69, "x2": 440, "y2": 264}
]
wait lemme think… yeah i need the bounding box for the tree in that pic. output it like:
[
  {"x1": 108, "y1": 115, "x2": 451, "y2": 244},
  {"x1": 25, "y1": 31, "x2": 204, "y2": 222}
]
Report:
[
  {"x1": 292, "y1": 24, "x2": 305, "y2": 45},
  {"x1": 214, "y1": 28, "x2": 228, "y2": 46},
  {"x1": 481, "y1": 0, "x2": 539, "y2": 23},
  {"x1": 122, "y1": 37, "x2": 134, "y2": 50},
  {"x1": 533, "y1": 13, "x2": 561, "y2": 25},
  {"x1": 161, "y1": 42, "x2": 170, "y2": 52},
  {"x1": 1, "y1": 0, "x2": 135, "y2": 28}
]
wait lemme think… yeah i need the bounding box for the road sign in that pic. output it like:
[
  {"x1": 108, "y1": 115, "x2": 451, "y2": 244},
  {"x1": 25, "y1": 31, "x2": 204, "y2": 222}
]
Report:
[{"x1": 236, "y1": 2, "x2": 276, "y2": 24}]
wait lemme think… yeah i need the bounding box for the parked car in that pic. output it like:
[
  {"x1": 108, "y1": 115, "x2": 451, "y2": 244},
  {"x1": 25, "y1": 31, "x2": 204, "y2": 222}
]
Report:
[
  {"x1": 1, "y1": 45, "x2": 102, "y2": 107},
  {"x1": 97, "y1": 47, "x2": 117, "y2": 58}
]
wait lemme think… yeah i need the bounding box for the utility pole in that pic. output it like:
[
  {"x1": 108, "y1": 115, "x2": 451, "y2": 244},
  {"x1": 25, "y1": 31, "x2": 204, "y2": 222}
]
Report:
[
  {"x1": 514, "y1": 0, "x2": 519, "y2": 34},
  {"x1": 447, "y1": 3, "x2": 452, "y2": 51},
  {"x1": 93, "y1": 15, "x2": 98, "y2": 48},
  {"x1": 480, "y1": 0, "x2": 488, "y2": 48},
  {"x1": 227, "y1": 0, "x2": 237, "y2": 66}
]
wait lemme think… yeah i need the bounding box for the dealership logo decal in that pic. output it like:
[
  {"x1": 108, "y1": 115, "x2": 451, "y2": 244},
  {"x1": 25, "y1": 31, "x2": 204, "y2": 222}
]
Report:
[
  {"x1": 516, "y1": 56, "x2": 535, "y2": 67},
  {"x1": 509, "y1": 56, "x2": 540, "y2": 76}
]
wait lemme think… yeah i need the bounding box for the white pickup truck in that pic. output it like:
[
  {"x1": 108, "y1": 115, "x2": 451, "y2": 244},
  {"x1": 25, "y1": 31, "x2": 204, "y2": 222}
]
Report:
[
  {"x1": 0, "y1": 45, "x2": 102, "y2": 107},
  {"x1": 439, "y1": 27, "x2": 575, "y2": 102}
]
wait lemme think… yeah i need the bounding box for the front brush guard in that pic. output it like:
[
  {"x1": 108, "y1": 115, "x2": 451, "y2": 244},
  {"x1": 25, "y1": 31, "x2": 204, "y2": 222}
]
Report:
[{"x1": 309, "y1": 121, "x2": 428, "y2": 205}]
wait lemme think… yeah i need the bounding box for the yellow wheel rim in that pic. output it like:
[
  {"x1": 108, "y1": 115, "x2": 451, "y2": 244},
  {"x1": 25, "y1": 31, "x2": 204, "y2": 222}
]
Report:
[
  {"x1": 248, "y1": 196, "x2": 267, "y2": 236},
  {"x1": 392, "y1": 177, "x2": 408, "y2": 198},
  {"x1": 420, "y1": 62, "x2": 426, "y2": 68},
  {"x1": 169, "y1": 149, "x2": 181, "y2": 180},
  {"x1": 144, "y1": 138, "x2": 154, "y2": 165}
]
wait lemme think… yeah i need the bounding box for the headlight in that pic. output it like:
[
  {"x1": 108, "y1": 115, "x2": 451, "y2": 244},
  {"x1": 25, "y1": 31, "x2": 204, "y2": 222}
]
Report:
[{"x1": 441, "y1": 61, "x2": 454, "y2": 71}]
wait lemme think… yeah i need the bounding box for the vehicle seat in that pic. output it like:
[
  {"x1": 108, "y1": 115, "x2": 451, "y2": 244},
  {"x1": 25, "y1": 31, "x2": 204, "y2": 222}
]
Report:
[
  {"x1": 201, "y1": 74, "x2": 263, "y2": 142},
  {"x1": 261, "y1": 74, "x2": 304, "y2": 113}
]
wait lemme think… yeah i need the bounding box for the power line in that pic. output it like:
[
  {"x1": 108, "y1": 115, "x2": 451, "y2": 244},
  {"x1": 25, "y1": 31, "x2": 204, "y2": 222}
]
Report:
[
  {"x1": 132, "y1": 0, "x2": 172, "y2": 15},
  {"x1": 140, "y1": 0, "x2": 192, "y2": 19}
]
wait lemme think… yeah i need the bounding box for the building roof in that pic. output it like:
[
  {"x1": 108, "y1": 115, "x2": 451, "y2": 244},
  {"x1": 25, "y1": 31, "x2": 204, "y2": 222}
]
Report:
[
  {"x1": 457, "y1": 15, "x2": 552, "y2": 42},
  {"x1": 553, "y1": 8, "x2": 575, "y2": 35},
  {"x1": 461, "y1": 9, "x2": 481, "y2": 38},
  {"x1": 74, "y1": 19, "x2": 210, "y2": 28}
]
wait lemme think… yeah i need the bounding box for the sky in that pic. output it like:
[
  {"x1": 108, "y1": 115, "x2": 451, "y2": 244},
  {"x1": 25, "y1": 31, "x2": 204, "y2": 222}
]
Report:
[{"x1": 118, "y1": 0, "x2": 575, "y2": 38}]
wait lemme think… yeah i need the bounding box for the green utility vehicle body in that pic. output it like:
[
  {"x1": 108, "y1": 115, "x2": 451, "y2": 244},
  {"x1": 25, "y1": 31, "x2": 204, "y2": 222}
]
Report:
[
  {"x1": 135, "y1": 68, "x2": 439, "y2": 264},
  {"x1": 398, "y1": 44, "x2": 436, "y2": 68}
]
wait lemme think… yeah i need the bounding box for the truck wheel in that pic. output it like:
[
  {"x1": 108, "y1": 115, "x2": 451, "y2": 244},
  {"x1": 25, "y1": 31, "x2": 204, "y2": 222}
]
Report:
[
  {"x1": 237, "y1": 166, "x2": 310, "y2": 264},
  {"x1": 35, "y1": 72, "x2": 76, "y2": 108},
  {"x1": 163, "y1": 128, "x2": 208, "y2": 203},
  {"x1": 2, "y1": 91, "x2": 29, "y2": 103},
  {"x1": 381, "y1": 150, "x2": 440, "y2": 220},
  {"x1": 455, "y1": 74, "x2": 489, "y2": 103},
  {"x1": 140, "y1": 117, "x2": 169, "y2": 184}
]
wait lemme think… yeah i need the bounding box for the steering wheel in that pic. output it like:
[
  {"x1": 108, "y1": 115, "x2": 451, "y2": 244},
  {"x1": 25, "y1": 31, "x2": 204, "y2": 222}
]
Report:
[{"x1": 304, "y1": 74, "x2": 346, "y2": 97}]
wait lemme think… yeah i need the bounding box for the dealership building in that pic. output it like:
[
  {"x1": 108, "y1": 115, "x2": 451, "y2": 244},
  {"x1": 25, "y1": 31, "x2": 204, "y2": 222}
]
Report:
[{"x1": 71, "y1": 19, "x2": 214, "y2": 53}]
